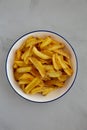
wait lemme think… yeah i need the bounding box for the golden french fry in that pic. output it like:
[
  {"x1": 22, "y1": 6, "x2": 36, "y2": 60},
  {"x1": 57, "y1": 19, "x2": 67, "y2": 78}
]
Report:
[
  {"x1": 19, "y1": 73, "x2": 34, "y2": 80},
  {"x1": 45, "y1": 79, "x2": 64, "y2": 87},
  {"x1": 30, "y1": 67, "x2": 40, "y2": 77},
  {"x1": 64, "y1": 67, "x2": 73, "y2": 76},
  {"x1": 19, "y1": 42, "x2": 26, "y2": 50},
  {"x1": 29, "y1": 57, "x2": 45, "y2": 77},
  {"x1": 21, "y1": 48, "x2": 29, "y2": 60},
  {"x1": 55, "y1": 49, "x2": 70, "y2": 59},
  {"x1": 48, "y1": 45, "x2": 60, "y2": 51},
  {"x1": 18, "y1": 79, "x2": 31, "y2": 85},
  {"x1": 48, "y1": 43, "x2": 64, "y2": 51},
  {"x1": 52, "y1": 54, "x2": 59, "y2": 70},
  {"x1": 39, "y1": 58, "x2": 49, "y2": 64},
  {"x1": 47, "y1": 70, "x2": 62, "y2": 78},
  {"x1": 57, "y1": 55, "x2": 73, "y2": 76},
  {"x1": 21, "y1": 46, "x2": 33, "y2": 64},
  {"x1": 40, "y1": 37, "x2": 52, "y2": 48},
  {"x1": 64, "y1": 59, "x2": 72, "y2": 67},
  {"x1": 55, "y1": 53, "x2": 62, "y2": 69},
  {"x1": 42, "y1": 87, "x2": 56, "y2": 96},
  {"x1": 24, "y1": 77, "x2": 41, "y2": 93},
  {"x1": 20, "y1": 84, "x2": 26, "y2": 92},
  {"x1": 13, "y1": 63, "x2": 18, "y2": 69},
  {"x1": 57, "y1": 55, "x2": 68, "y2": 69},
  {"x1": 14, "y1": 71, "x2": 23, "y2": 80},
  {"x1": 33, "y1": 46, "x2": 51, "y2": 59},
  {"x1": 52, "y1": 39, "x2": 62, "y2": 45},
  {"x1": 30, "y1": 85, "x2": 43, "y2": 94},
  {"x1": 15, "y1": 50, "x2": 21, "y2": 60},
  {"x1": 14, "y1": 61, "x2": 27, "y2": 67},
  {"x1": 26, "y1": 37, "x2": 42, "y2": 47},
  {"x1": 42, "y1": 50, "x2": 53, "y2": 57},
  {"x1": 58, "y1": 74, "x2": 68, "y2": 82},
  {"x1": 16, "y1": 67, "x2": 32, "y2": 73},
  {"x1": 43, "y1": 65, "x2": 54, "y2": 71},
  {"x1": 25, "y1": 37, "x2": 37, "y2": 47},
  {"x1": 25, "y1": 36, "x2": 34, "y2": 42}
]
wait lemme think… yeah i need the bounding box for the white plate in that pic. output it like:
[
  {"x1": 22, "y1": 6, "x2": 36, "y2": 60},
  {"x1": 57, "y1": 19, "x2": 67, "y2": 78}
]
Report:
[{"x1": 6, "y1": 30, "x2": 78, "y2": 103}]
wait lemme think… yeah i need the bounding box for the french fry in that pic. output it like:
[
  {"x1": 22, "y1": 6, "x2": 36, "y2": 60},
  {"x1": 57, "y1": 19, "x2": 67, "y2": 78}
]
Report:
[
  {"x1": 64, "y1": 58, "x2": 72, "y2": 67},
  {"x1": 30, "y1": 85, "x2": 43, "y2": 94},
  {"x1": 15, "y1": 50, "x2": 22, "y2": 60},
  {"x1": 19, "y1": 42, "x2": 26, "y2": 51},
  {"x1": 39, "y1": 58, "x2": 49, "y2": 64},
  {"x1": 42, "y1": 50, "x2": 53, "y2": 57},
  {"x1": 20, "y1": 84, "x2": 25, "y2": 92},
  {"x1": 40, "y1": 37, "x2": 52, "y2": 49},
  {"x1": 25, "y1": 37, "x2": 37, "y2": 47},
  {"x1": 57, "y1": 55, "x2": 73, "y2": 76},
  {"x1": 33, "y1": 46, "x2": 51, "y2": 59},
  {"x1": 44, "y1": 65, "x2": 54, "y2": 71},
  {"x1": 45, "y1": 79, "x2": 64, "y2": 87},
  {"x1": 55, "y1": 53, "x2": 62, "y2": 69},
  {"x1": 47, "y1": 70, "x2": 62, "y2": 78},
  {"x1": 21, "y1": 48, "x2": 29, "y2": 60},
  {"x1": 16, "y1": 67, "x2": 32, "y2": 73},
  {"x1": 26, "y1": 37, "x2": 42, "y2": 47},
  {"x1": 18, "y1": 79, "x2": 31, "y2": 85},
  {"x1": 52, "y1": 54, "x2": 59, "y2": 70},
  {"x1": 58, "y1": 74, "x2": 68, "y2": 82},
  {"x1": 19, "y1": 73, "x2": 34, "y2": 80},
  {"x1": 55, "y1": 49, "x2": 70, "y2": 59},
  {"x1": 14, "y1": 71, "x2": 23, "y2": 80},
  {"x1": 24, "y1": 77, "x2": 41, "y2": 93},
  {"x1": 64, "y1": 67, "x2": 73, "y2": 76},
  {"x1": 48, "y1": 45, "x2": 61, "y2": 51},
  {"x1": 13, "y1": 63, "x2": 18, "y2": 69},
  {"x1": 29, "y1": 57, "x2": 45, "y2": 77},
  {"x1": 45, "y1": 64, "x2": 62, "y2": 78},
  {"x1": 14, "y1": 61, "x2": 27, "y2": 67},
  {"x1": 30, "y1": 67, "x2": 40, "y2": 77},
  {"x1": 21, "y1": 46, "x2": 33, "y2": 64},
  {"x1": 52, "y1": 39, "x2": 62, "y2": 45},
  {"x1": 42, "y1": 87, "x2": 56, "y2": 96},
  {"x1": 48, "y1": 43, "x2": 64, "y2": 51},
  {"x1": 56, "y1": 55, "x2": 67, "y2": 69}
]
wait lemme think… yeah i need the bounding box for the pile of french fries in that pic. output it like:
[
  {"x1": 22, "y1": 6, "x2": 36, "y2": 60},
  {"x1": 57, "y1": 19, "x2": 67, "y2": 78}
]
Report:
[{"x1": 13, "y1": 36, "x2": 73, "y2": 95}]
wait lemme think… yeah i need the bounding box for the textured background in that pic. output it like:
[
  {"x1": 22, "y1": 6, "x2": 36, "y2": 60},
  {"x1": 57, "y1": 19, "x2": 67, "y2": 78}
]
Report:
[{"x1": 0, "y1": 0, "x2": 87, "y2": 130}]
